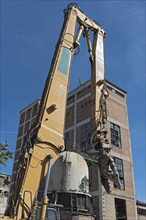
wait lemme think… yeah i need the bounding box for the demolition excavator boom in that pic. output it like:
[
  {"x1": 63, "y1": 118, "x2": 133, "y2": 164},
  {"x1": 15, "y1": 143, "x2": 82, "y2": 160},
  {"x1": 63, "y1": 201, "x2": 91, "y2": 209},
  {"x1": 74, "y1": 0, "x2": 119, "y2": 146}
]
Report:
[{"x1": 5, "y1": 3, "x2": 120, "y2": 220}]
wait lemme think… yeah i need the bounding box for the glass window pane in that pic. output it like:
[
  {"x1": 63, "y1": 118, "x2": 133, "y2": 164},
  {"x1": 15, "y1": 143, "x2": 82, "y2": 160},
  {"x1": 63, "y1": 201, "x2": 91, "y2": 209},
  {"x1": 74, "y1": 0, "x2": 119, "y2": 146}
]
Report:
[
  {"x1": 20, "y1": 112, "x2": 25, "y2": 125},
  {"x1": 26, "y1": 108, "x2": 32, "y2": 121},
  {"x1": 32, "y1": 103, "x2": 38, "y2": 117},
  {"x1": 114, "y1": 157, "x2": 125, "y2": 190},
  {"x1": 46, "y1": 209, "x2": 57, "y2": 220},
  {"x1": 110, "y1": 122, "x2": 121, "y2": 148},
  {"x1": 81, "y1": 122, "x2": 90, "y2": 143},
  {"x1": 18, "y1": 125, "x2": 23, "y2": 137}
]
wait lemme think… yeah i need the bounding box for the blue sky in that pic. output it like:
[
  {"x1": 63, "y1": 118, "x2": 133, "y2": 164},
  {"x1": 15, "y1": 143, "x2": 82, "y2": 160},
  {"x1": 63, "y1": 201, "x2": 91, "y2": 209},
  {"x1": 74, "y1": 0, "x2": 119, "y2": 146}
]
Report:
[{"x1": 0, "y1": 1, "x2": 145, "y2": 202}]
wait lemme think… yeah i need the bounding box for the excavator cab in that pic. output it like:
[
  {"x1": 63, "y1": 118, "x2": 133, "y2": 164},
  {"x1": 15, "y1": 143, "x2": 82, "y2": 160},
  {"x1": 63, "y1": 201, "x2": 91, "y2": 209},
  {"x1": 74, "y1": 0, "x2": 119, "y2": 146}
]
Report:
[{"x1": 36, "y1": 207, "x2": 59, "y2": 220}]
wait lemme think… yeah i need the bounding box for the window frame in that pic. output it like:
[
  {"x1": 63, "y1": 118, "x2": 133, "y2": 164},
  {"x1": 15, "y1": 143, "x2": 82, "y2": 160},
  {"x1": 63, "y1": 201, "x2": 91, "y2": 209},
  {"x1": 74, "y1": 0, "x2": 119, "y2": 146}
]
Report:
[
  {"x1": 137, "y1": 208, "x2": 146, "y2": 216},
  {"x1": 115, "y1": 198, "x2": 127, "y2": 220},
  {"x1": 110, "y1": 122, "x2": 122, "y2": 148},
  {"x1": 64, "y1": 132, "x2": 70, "y2": 149},
  {"x1": 114, "y1": 157, "x2": 125, "y2": 190},
  {"x1": 80, "y1": 122, "x2": 91, "y2": 147}
]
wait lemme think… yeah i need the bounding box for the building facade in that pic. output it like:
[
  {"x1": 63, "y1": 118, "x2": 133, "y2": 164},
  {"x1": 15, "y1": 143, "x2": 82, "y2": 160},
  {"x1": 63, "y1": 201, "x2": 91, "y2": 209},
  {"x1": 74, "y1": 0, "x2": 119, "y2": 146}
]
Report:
[
  {"x1": 9, "y1": 99, "x2": 40, "y2": 201},
  {"x1": 64, "y1": 80, "x2": 137, "y2": 220},
  {"x1": 9, "y1": 80, "x2": 138, "y2": 219},
  {"x1": 0, "y1": 173, "x2": 11, "y2": 215},
  {"x1": 137, "y1": 200, "x2": 146, "y2": 220}
]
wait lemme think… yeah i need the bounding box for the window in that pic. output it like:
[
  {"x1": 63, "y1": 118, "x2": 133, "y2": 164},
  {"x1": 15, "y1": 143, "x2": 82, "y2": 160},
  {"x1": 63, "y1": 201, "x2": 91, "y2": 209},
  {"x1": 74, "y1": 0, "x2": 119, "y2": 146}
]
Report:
[
  {"x1": 115, "y1": 198, "x2": 127, "y2": 220},
  {"x1": 77, "y1": 85, "x2": 91, "y2": 99},
  {"x1": 20, "y1": 112, "x2": 25, "y2": 125},
  {"x1": 32, "y1": 103, "x2": 38, "y2": 117},
  {"x1": 110, "y1": 122, "x2": 121, "y2": 147},
  {"x1": 18, "y1": 125, "x2": 23, "y2": 137},
  {"x1": 26, "y1": 108, "x2": 32, "y2": 121},
  {"x1": 77, "y1": 194, "x2": 86, "y2": 210},
  {"x1": 36, "y1": 208, "x2": 58, "y2": 220},
  {"x1": 67, "y1": 95, "x2": 75, "y2": 105},
  {"x1": 31, "y1": 117, "x2": 37, "y2": 127},
  {"x1": 57, "y1": 193, "x2": 71, "y2": 211},
  {"x1": 88, "y1": 162, "x2": 93, "y2": 187},
  {"x1": 24, "y1": 121, "x2": 30, "y2": 134},
  {"x1": 81, "y1": 122, "x2": 91, "y2": 147},
  {"x1": 137, "y1": 208, "x2": 146, "y2": 216},
  {"x1": 114, "y1": 157, "x2": 125, "y2": 190},
  {"x1": 64, "y1": 132, "x2": 70, "y2": 149}
]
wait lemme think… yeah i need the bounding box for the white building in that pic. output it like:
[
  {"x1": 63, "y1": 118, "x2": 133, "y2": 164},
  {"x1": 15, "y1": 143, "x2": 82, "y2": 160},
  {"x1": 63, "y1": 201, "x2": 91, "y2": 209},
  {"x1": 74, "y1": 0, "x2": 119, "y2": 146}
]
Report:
[{"x1": 0, "y1": 173, "x2": 11, "y2": 215}]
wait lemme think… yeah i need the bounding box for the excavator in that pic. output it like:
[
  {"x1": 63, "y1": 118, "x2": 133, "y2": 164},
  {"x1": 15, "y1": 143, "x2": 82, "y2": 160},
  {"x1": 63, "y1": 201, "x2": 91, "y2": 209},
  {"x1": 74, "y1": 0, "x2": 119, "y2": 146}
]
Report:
[{"x1": 4, "y1": 3, "x2": 121, "y2": 220}]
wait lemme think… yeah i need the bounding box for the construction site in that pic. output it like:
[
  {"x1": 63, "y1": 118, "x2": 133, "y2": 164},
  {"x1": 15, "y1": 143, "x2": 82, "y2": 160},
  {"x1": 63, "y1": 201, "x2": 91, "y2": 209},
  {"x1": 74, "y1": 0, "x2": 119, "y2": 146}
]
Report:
[{"x1": 1, "y1": 2, "x2": 146, "y2": 220}]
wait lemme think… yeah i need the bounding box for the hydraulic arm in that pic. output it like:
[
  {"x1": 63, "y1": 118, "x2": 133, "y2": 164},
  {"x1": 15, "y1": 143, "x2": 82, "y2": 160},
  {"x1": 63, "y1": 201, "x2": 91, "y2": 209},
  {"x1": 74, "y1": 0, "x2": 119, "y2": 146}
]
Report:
[{"x1": 6, "y1": 3, "x2": 120, "y2": 220}]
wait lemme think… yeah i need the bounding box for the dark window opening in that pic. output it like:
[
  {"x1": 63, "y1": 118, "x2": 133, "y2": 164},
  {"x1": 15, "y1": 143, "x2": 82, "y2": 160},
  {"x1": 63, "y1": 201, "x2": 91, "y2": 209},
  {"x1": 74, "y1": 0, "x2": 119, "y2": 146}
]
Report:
[
  {"x1": 26, "y1": 108, "x2": 31, "y2": 121},
  {"x1": 57, "y1": 193, "x2": 71, "y2": 211},
  {"x1": 20, "y1": 112, "x2": 25, "y2": 125},
  {"x1": 77, "y1": 85, "x2": 91, "y2": 99},
  {"x1": 137, "y1": 208, "x2": 146, "y2": 216},
  {"x1": 18, "y1": 125, "x2": 23, "y2": 137},
  {"x1": 32, "y1": 103, "x2": 38, "y2": 117},
  {"x1": 115, "y1": 198, "x2": 127, "y2": 220},
  {"x1": 24, "y1": 121, "x2": 30, "y2": 134},
  {"x1": 81, "y1": 122, "x2": 91, "y2": 148},
  {"x1": 64, "y1": 132, "x2": 70, "y2": 149},
  {"x1": 67, "y1": 95, "x2": 75, "y2": 105}
]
